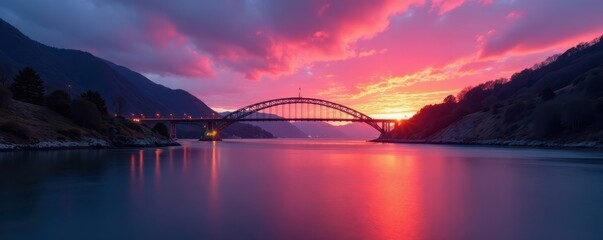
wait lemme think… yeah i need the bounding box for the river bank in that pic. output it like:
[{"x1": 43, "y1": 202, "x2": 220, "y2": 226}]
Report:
[
  {"x1": 0, "y1": 137, "x2": 178, "y2": 151},
  {"x1": 0, "y1": 100, "x2": 179, "y2": 151},
  {"x1": 371, "y1": 138, "x2": 603, "y2": 149}
]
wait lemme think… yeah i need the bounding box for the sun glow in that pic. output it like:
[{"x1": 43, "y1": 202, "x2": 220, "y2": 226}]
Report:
[{"x1": 370, "y1": 113, "x2": 409, "y2": 120}]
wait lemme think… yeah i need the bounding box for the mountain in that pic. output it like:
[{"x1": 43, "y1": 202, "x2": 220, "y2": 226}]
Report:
[
  {"x1": 0, "y1": 18, "x2": 211, "y2": 116},
  {"x1": 248, "y1": 121, "x2": 307, "y2": 138},
  {"x1": 292, "y1": 122, "x2": 380, "y2": 139},
  {"x1": 231, "y1": 112, "x2": 307, "y2": 138},
  {"x1": 292, "y1": 122, "x2": 347, "y2": 138},
  {"x1": 0, "y1": 18, "x2": 272, "y2": 138},
  {"x1": 336, "y1": 122, "x2": 380, "y2": 139},
  {"x1": 384, "y1": 35, "x2": 603, "y2": 147}
]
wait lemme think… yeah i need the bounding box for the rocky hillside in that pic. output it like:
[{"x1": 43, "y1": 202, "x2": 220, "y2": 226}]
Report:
[{"x1": 383, "y1": 35, "x2": 603, "y2": 148}]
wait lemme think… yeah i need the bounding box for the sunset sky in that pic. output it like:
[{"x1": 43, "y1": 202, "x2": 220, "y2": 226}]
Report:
[{"x1": 1, "y1": 0, "x2": 603, "y2": 119}]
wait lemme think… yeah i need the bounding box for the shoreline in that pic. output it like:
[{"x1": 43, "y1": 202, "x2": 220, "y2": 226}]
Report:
[
  {"x1": 3, "y1": 138, "x2": 603, "y2": 151},
  {"x1": 0, "y1": 138, "x2": 180, "y2": 152},
  {"x1": 370, "y1": 138, "x2": 603, "y2": 150}
]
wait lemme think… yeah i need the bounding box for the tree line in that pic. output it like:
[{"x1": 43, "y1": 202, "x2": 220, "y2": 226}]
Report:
[
  {"x1": 0, "y1": 67, "x2": 169, "y2": 138},
  {"x1": 389, "y1": 35, "x2": 603, "y2": 140}
]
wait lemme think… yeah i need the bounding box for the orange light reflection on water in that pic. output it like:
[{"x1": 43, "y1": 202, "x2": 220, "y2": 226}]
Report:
[
  {"x1": 155, "y1": 149, "x2": 162, "y2": 186},
  {"x1": 208, "y1": 141, "x2": 220, "y2": 231},
  {"x1": 367, "y1": 153, "x2": 423, "y2": 239},
  {"x1": 183, "y1": 144, "x2": 189, "y2": 174},
  {"x1": 138, "y1": 150, "x2": 144, "y2": 182},
  {"x1": 267, "y1": 142, "x2": 425, "y2": 239}
]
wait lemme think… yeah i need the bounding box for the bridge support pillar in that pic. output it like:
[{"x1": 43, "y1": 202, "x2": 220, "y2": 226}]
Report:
[
  {"x1": 169, "y1": 122, "x2": 177, "y2": 140},
  {"x1": 200, "y1": 121, "x2": 222, "y2": 141}
]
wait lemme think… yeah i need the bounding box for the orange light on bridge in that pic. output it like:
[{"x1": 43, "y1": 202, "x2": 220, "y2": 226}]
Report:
[{"x1": 132, "y1": 118, "x2": 141, "y2": 122}]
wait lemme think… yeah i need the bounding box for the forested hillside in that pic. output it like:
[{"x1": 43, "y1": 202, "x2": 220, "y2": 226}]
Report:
[{"x1": 385, "y1": 36, "x2": 603, "y2": 147}]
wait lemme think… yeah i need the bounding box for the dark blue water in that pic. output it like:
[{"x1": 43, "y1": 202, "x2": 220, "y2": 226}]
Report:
[{"x1": 1, "y1": 140, "x2": 603, "y2": 239}]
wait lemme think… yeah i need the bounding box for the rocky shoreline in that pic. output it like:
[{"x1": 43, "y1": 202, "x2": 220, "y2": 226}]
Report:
[
  {"x1": 371, "y1": 138, "x2": 603, "y2": 149},
  {"x1": 0, "y1": 136, "x2": 179, "y2": 151}
]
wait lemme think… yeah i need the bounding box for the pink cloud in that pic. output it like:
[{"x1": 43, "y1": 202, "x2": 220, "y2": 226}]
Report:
[
  {"x1": 505, "y1": 11, "x2": 523, "y2": 20},
  {"x1": 480, "y1": 0, "x2": 603, "y2": 58},
  {"x1": 104, "y1": 0, "x2": 425, "y2": 79},
  {"x1": 431, "y1": 0, "x2": 492, "y2": 14}
]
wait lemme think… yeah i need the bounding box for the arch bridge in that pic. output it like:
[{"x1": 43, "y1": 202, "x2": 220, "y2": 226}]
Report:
[{"x1": 138, "y1": 97, "x2": 398, "y2": 140}]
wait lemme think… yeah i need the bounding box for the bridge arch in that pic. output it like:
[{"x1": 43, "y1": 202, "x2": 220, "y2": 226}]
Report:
[{"x1": 216, "y1": 97, "x2": 387, "y2": 133}]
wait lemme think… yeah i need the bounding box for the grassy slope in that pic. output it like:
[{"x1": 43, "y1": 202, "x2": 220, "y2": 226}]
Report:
[{"x1": 0, "y1": 99, "x2": 175, "y2": 148}]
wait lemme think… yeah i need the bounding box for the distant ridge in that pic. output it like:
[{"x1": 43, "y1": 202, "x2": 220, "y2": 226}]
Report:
[{"x1": 0, "y1": 18, "x2": 212, "y2": 117}]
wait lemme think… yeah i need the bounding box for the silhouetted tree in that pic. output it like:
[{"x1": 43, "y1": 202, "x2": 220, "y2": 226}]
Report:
[
  {"x1": 71, "y1": 98, "x2": 101, "y2": 129},
  {"x1": 10, "y1": 67, "x2": 45, "y2": 105},
  {"x1": 80, "y1": 90, "x2": 107, "y2": 115},
  {"x1": 456, "y1": 86, "x2": 473, "y2": 101},
  {"x1": 152, "y1": 123, "x2": 169, "y2": 139},
  {"x1": 45, "y1": 90, "x2": 71, "y2": 117},
  {"x1": 443, "y1": 95, "x2": 456, "y2": 104}
]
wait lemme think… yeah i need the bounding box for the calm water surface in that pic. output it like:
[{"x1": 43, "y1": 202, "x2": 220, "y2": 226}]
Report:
[{"x1": 1, "y1": 139, "x2": 603, "y2": 239}]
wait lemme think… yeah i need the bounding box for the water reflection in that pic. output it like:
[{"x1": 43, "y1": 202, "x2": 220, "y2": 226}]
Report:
[
  {"x1": 208, "y1": 141, "x2": 220, "y2": 236},
  {"x1": 1, "y1": 140, "x2": 603, "y2": 239},
  {"x1": 155, "y1": 149, "x2": 162, "y2": 186}
]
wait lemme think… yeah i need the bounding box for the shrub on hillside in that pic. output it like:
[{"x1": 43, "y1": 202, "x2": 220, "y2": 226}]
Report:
[
  {"x1": 45, "y1": 90, "x2": 71, "y2": 117},
  {"x1": 0, "y1": 84, "x2": 12, "y2": 108},
  {"x1": 71, "y1": 98, "x2": 102, "y2": 129},
  {"x1": 0, "y1": 121, "x2": 32, "y2": 139},
  {"x1": 443, "y1": 95, "x2": 457, "y2": 104},
  {"x1": 152, "y1": 123, "x2": 170, "y2": 139},
  {"x1": 80, "y1": 90, "x2": 108, "y2": 115},
  {"x1": 9, "y1": 67, "x2": 45, "y2": 105}
]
